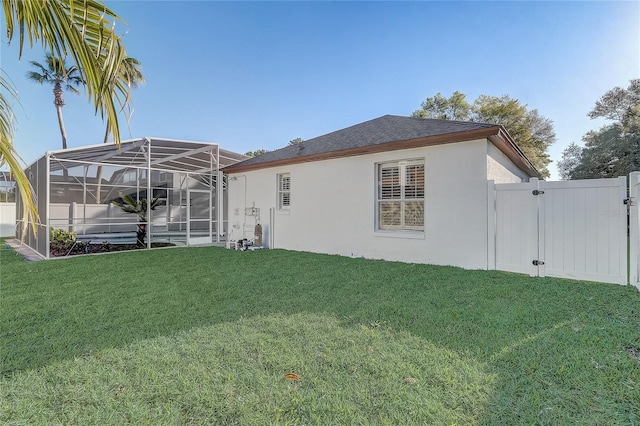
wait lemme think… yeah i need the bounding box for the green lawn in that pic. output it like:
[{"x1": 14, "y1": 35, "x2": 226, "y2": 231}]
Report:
[{"x1": 1, "y1": 243, "x2": 639, "y2": 425}]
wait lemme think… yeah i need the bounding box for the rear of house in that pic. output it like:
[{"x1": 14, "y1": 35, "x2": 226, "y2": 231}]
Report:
[{"x1": 224, "y1": 115, "x2": 539, "y2": 270}]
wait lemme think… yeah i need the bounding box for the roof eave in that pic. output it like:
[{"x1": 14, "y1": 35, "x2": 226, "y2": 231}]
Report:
[{"x1": 488, "y1": 128, "x2": 541, "y2": 178}]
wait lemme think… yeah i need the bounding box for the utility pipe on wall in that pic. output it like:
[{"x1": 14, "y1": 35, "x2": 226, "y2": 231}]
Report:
[{"x1": 269, "y1": 207, "x2": 275, "y2": 249}]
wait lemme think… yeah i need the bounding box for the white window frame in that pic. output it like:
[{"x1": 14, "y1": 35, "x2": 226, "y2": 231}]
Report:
[
  {"x1": 376, "y1": 159, "x2": 424, "y2": 232},
  {"x1": 277, "y1": 173, "x2": 291, "y2": 210}
]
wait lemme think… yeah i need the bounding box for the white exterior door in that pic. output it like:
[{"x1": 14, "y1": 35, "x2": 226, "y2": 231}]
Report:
[{"x1": 187, "y1": 189, "x2": 212, "y2": 245}]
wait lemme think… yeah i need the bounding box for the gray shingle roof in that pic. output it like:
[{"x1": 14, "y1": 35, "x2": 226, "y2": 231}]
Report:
[
  {"x1": 223, "y1": 114, "x2": 548, "y2": 179},
  {"x1": 225, "y1": 115, "x2": 499, "y2": 171}
]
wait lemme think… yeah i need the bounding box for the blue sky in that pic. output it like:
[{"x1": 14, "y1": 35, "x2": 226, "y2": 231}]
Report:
[{"x1": 1, "y1": 1, "x2": 638, "y2": 179}]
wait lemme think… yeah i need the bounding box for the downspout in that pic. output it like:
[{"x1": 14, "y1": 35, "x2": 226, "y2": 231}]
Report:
[
  {"x1": 217, "y1": 170, "x2": 224, "y2": 243},
  {"x1": 215, "y1": 145, "x2": 222, "y2": 243},
  {"x1": 146, "y1": 137, "x2": 152, "y2": 250},
  {"x1": 45, "y1": 153, "x2": 51, "y2": 259}
]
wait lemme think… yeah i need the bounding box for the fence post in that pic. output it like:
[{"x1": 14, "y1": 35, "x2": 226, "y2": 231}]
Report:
[
  {"x1": 487, "y1": 180, "x2": 496, "y2": 270},
  {"x1": 630, "y1": 172, "x2": 640, "y2": 289}
]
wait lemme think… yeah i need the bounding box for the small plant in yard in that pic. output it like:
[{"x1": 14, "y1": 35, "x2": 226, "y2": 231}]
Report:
[
  {"x1": 112, "y1": 194, "x2": 161, "y2": 246},
  {"x1": 49, "y1": 228, "x2": 87, "y2": 256},
  {"x1": 50, "y1": 228, "x2": 76, "y2": 250}
]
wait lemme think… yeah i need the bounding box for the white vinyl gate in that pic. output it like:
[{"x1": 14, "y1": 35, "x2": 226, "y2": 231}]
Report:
[
  {"x1": 490, "y1": 176, "x2": 628, "y2": 285},
  {"x1": 630, "y1": 172, "x2": 640, "y2": 289}
]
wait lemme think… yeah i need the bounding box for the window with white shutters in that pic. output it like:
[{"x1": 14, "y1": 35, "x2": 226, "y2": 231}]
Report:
[
  {"x1": 377, "y1": 160, "x2": 424, "y2": 231},
  {"x1": 278, "y1": 173, "x2": 291, "y2": 210}
]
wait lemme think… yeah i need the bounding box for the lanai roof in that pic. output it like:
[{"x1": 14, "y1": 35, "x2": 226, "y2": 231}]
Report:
[
  {"x1": 40, "y1": 137, "x2": 247, "y2": 173},
  {"x1": 223, "y1": 115, "x2": 540, "y2": 177}
]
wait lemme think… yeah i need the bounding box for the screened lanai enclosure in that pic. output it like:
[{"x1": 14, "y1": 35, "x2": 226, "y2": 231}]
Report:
[{"x1": 16, "y1": 138, "x2": 246, "y2": 258}]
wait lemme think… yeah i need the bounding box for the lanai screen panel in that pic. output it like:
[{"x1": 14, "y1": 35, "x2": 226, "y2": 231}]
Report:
[
  {"x1": 48, "y1": 159, "x2": 142, "y2": 236},
  {"x1": 16, "y1": 155, "x2": 49, "y2": 257},
  {"x1": 46, "y1": 161, "x2": 217, "y2": 246},
  {"x1": 0, "y1": 172, "x2": 16, "y2": 202}
]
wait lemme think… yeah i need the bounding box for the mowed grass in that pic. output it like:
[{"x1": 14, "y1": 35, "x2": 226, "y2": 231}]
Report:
[{"x1": 1, "y1": 244, "x2": 639, "y2": 425}]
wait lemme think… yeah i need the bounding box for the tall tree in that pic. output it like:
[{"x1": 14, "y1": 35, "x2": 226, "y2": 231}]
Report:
[
  {"x1": 473, "y1": 95, "x2": 554, "y2": 177},
  {"x1": 2, "y1": 0, "x2": 131, "y2": 234},
  {"x1": 289, "y1": 137, "x2": 303, "y2": 145},
  {"x1": 26, "y1": 54, "x2": 83, "y2": 150},
  {"x1": 412, "y1": 92, "x2": 555, "y2": 178},
  {"x1": 557, "y1": 142, "x2": 583, "y2": 180},
  {"x1": 557, "y1": 79, "x2": 640, "y2": 180},
  {"x1": 412, "y1": 91, "x2": 471, "y2": 121},
  {"x1": 588, "y1": 79, "x2": 640, "y2": 129}
]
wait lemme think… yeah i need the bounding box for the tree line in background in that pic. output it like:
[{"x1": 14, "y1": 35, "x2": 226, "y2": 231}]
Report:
[
  {"x1": 412, "y1": 91, "x2": 556, "y2": 178},
  {"x1": 245, "y1": 138, "x2": 303, "y2": 158},
  {"x1": 558, "y1": 79, "x2": 639, "y2": 180}
]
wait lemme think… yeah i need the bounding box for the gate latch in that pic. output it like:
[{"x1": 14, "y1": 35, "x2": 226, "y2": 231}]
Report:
[
  {"x1": 532, "y1": 190, "x2": 545, "y2": 195},
  {"x1": 532, "y1": 260, "x2": 545, "y2": 266}
]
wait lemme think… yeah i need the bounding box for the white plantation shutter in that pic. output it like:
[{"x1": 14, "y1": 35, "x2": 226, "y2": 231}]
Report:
[
  {"x1": 380, "y1": 201, "x2": 402, "y2": 228},
  {"x1": 377, "y1": 160, "x2": 424, "y2": 231},
  {"x1": 404, "y1": 164, "x2": 425, "y2": 199},
  {"x1": 278, "y1": 173, "x2": 291, "y2": 209},
  {"x1": 379, "y1": 166, "x2": 401, "y2": 199}
]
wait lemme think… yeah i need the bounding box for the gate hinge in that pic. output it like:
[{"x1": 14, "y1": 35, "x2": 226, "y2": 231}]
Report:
[
  {"x1": 624, "y1": 197, "x2": 634, "y2": 206},
  {"x1": 532, "y1": 260, "x2": 545, "y2": 266},
  {"x1": 532, "y1": 190, "x2": 545, "y2": 195}
]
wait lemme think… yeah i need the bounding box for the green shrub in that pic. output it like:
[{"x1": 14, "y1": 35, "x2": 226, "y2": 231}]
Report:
[{"x1": 49, "y1": 228, "x2": 77, "y2": 253}]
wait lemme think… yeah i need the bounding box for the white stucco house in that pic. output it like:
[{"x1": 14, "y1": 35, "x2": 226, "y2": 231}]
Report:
[{"x1": 223, "y1": 115, "x2": 540, "y2": 270}]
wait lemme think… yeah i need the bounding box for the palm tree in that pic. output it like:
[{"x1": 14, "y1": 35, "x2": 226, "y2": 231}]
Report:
[
  {"x1": 27, "y1": 54, "x2": 84, "y2": 150},
  {"x1": 2, "y1": 0, "x2": 131, "y2": 235},
  {"x1": 112, "y1": 194, "x2": 161, "y2": 246}
]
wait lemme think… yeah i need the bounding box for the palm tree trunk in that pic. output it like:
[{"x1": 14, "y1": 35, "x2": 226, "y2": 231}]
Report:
[
  {"x1": 94, "y1": 125, "x2": 110, "y2": 203},
  {"x1": 136, "y1": 223, "x2": 146, "y2": 247},
  {"x1": 56, "y1": 104, "x2": 68, "y2": 150},
  {"x1": 55, "y1": 103, "x2": 70, "y2": 188},
  {"x1": 103, "y1": 124, "x2": 110, "y2": 144}
]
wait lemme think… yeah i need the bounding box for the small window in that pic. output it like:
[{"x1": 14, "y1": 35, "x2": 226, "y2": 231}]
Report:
[
  {"x1": 122, "y1": 170, "x2": 137, "y2": 183},
  {"x1": 377, "y1": 159, "x2": 424, "y2": 231},
  {"x1": 278, "y1": 173, "x2": 291, "y2": 210}
]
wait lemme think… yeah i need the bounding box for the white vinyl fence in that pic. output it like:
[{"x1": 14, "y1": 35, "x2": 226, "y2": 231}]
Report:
[
  {"x1": 489, "y1": 176, "x2": 629, "y2": 285},
  {"x1": 0, "y1": 203, "x2": 16, "y2": 237}
]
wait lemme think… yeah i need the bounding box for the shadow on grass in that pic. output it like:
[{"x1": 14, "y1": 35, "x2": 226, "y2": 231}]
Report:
[
  {"x1": 2, "y1": 245, "x2": 639, "y2": 423},
  {"x1": 1, "y1": 313, "x2": 494, "y2": 424}
]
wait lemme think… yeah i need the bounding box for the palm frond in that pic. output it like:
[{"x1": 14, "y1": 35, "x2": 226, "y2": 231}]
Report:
[
  {"x1": 2, "y1": 0, "x2": 135, "y2": 234},
  {"x1": 112, "y1": 194, "x2": 160, "y2": 221},
  {"x1": 0, "y1": 75, "x2": 38, "y2": 236},
  {"x1": 3, "y1": 0, "x2": 129, "y2": 145}
]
